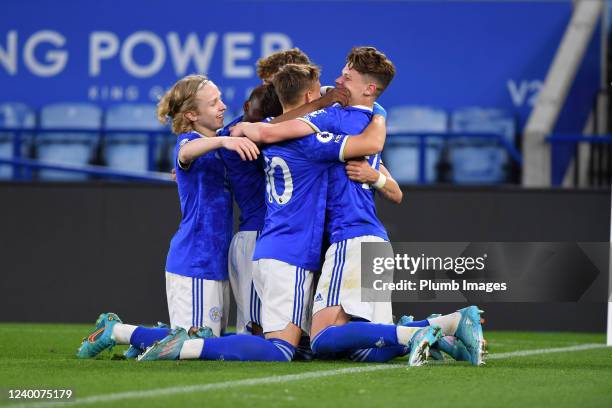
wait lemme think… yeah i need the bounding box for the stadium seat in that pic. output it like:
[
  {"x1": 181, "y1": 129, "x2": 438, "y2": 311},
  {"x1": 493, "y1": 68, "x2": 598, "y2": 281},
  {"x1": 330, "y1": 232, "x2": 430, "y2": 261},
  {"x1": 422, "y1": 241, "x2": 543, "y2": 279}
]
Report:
[
  {"x1": 449, "y1": 107, "x2": 516, "y2": 184},
  {"x1": 384, "y1": 106, "x2": 448, "y2": 183},
  {"x1": 37, "y1": 103, "x2": 102, "y2": 180},
  {"x1": 104, "y1": 104, "x2": 165, "y2": 173},
  {"x1": 0, "y1": 102, "x2": 35, "y2": 179}
]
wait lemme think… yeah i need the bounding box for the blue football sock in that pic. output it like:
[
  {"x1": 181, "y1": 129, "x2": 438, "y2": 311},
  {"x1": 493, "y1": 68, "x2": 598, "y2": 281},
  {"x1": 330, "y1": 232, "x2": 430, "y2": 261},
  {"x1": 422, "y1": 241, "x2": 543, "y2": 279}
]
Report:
[
  {"x1": 311, "y1": 322, "x2": 399, "y2": 355},
  {"x1": 129, "y1": 327, "x2": 170, "y2": 350},
  {"x1": 349, "y1": 345, "x2": 409, "y2": 363},
  {"x1": 400, "y1": 319, "x2": 430, "y2": 327},
  {"x1": 200, "y1": 335, "x2": 295, "y2": 362}
]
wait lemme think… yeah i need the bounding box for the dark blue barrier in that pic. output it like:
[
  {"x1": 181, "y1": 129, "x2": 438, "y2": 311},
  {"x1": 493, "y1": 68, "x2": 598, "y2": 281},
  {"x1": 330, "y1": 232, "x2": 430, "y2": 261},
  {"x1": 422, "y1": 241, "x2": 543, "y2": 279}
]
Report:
[
  {"x1": 387, "y1": 131, "x2": 522, "y2": 184},
  {"x1": 0, "y1": 157, "x2": 173, "y2": 183},
  {"x1": 0, "y1": 127, "x2": 172, "y2": 177}
]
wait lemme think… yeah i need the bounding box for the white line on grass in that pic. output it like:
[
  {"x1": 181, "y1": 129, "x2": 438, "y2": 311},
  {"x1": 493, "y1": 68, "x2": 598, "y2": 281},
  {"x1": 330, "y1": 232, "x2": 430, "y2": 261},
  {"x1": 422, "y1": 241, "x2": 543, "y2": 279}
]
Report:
[
  {"x1": 11, "y1": 343, "x2": 609, "y2": 408},
  {"x1": 486, "y1": 343, "x2": 605, "y2": 359}
]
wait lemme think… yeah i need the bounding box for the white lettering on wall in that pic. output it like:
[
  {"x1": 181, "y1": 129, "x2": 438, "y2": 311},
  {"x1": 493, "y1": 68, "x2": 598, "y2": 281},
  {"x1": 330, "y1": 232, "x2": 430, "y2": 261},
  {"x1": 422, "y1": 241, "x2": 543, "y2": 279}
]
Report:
[
  {"x1": 167, "y1": 32, "x2": 218, "y2": 76},
  {"x1": 23, "y1": 30, "x2": 68, "y2": 77},
  {"x1": 261, "y1": 33, "x2": 291, "y2": 58},
  {"x1": 0, "y1": 31, "x2": 17, "y2": 75},
  {"x1": 224, "y1": 33, "x2": 253, "y2": 78},
  {"x1": 0, "y1": 30, "x2": 294, "y2": 78},
  {"x1": 507, "y1": 80, "x2": 543, "y2": 107},
  {"x1": 121, "y1": 31, "x2": 166, "y2": 78},
  {"x1": 90, "y1": 31, "x2": 119, "y2": 76}
]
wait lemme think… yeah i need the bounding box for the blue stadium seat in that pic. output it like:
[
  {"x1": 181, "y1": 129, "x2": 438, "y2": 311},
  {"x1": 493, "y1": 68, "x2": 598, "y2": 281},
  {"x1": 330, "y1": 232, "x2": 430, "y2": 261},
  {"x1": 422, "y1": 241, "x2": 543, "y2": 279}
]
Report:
[
  {"x1": 104, "y1": 104, "x2": 164, "y2": 173},
  {"x1": 384, "y1": 106, "x2": 448, "y2": 183},
  {"x1": 449, "y1": 107, "x2": 516, "y2": 184},
  {"x1": 0, "y1": 103, "x2": 35, "y2": 179},
  {"x1": 37, "y1": 103, "x2": 102, "y2": 180}
]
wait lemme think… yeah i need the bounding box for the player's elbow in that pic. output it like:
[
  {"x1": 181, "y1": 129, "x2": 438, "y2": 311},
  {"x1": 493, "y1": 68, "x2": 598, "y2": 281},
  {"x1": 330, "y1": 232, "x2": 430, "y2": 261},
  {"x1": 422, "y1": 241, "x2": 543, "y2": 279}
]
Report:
[
  {"x1": 364, "y1": 139, "x2": 383, "y2": 156},
  {"x1": 391, "y1": 189, "x2": 403, "y2": 204},
  {"x1": 178, "y1": 148, "x2": 193, "y2": 165}
]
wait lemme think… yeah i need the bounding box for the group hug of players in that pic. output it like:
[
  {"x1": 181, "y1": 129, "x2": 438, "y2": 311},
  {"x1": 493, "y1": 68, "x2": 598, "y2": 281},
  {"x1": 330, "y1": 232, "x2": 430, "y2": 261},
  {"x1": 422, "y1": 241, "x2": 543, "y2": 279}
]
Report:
[{"x1": 77, "y1": 47, "x2": 486, "y2": 366}]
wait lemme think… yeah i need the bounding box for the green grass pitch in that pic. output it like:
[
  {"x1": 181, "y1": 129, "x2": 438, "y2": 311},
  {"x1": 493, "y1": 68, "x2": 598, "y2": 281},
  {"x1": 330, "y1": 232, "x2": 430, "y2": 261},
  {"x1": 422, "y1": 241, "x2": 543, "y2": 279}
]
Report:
[{"x1": 0, "y1": 323, "x2": 611, "y2": 407}]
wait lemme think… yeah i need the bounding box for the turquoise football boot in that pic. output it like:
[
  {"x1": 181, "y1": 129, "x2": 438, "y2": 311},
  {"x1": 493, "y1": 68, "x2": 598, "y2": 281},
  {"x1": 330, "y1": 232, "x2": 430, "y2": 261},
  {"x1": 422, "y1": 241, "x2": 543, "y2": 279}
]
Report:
[
  {"x1": 76, "y1": 313, "x2": 122, "y2": 358},
  {"x1": 123, "y1": 345, "x2": 141, "y2": 359},
  {"x1": 435, "y1": 335, "x2": 471, "y2": 362},
  {"x1": 454, "y1": 306, "x2": 486, "y2": 366},
  {"x1": 396, "y1": 315, "x2": 414, "y2": 326},
  {"x1": 123, "y1": 322, "x2": 171, "y2": 359},
  {"x1": 421, "y1": 314, "x2": 446, "y2": 360},
  {"x1": 407, "y1": 324, "x2": 442, "y2": 366},
  {"x1": 189, "y1": 326, "x2": 215, "y2": 339},
  {"x1": 138, "y1": 328, "x2": 190, "y2": 361}
]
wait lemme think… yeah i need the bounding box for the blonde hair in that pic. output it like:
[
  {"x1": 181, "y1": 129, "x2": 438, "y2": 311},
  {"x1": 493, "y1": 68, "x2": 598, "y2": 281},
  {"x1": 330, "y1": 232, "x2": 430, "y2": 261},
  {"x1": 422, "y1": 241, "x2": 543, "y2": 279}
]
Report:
[{"x1": 157, "y1": 74, "x2": 209, "y2": 135}]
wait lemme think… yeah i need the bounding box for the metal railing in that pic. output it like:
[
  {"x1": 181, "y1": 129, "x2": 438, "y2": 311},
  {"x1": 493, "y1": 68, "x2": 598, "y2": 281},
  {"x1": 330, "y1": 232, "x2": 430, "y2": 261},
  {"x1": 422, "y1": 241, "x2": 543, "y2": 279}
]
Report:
[
  {"x1": 0, "y1": 127, "x2": 173, "y2": 181},
  {"x1": 546, "y1": 134, "x2": 612, "y2": 187},
  {"x1": 386, "y1": 131, "x2": 522, "y2": 184}
]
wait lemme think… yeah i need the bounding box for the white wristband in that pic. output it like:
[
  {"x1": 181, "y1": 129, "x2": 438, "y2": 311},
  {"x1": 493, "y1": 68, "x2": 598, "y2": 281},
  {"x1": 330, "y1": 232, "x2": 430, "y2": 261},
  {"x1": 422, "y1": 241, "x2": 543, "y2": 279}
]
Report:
[{"x1": 372, "y1": 172, "x2": 387, "y2": 189}]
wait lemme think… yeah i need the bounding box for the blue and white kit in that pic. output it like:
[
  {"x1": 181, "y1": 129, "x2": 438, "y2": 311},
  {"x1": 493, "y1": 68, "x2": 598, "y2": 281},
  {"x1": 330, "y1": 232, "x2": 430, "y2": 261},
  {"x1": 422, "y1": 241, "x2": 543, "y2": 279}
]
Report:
[
  {"x1": 253, "y1": 130, "x2": 349, "y2": 334},
  {"x1": 164, "y1": 131, "x2": 232, "y2": 335},
  {"x1": 218, "y1": 117, "x2": 265, "y2": 334},
  {"x1": 298, "y1": 105, "x2": 394, "y2": 323}
]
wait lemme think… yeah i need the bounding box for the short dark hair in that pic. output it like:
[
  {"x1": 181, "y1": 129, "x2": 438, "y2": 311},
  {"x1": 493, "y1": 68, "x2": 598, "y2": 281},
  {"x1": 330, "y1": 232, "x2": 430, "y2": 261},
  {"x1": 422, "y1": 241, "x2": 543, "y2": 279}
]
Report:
[
  {"x1": 256, "y1": 48, "x2": 311, "y2": 82},
  {"x1": 347, "y1": 46, "x2": 395, "y2": 97},
  {"x1": 257, "y1": 84, "x2": 283, "y2": 118},
  {"x1": 271, "y1": 63, "x2": 320, "y2": 107}
]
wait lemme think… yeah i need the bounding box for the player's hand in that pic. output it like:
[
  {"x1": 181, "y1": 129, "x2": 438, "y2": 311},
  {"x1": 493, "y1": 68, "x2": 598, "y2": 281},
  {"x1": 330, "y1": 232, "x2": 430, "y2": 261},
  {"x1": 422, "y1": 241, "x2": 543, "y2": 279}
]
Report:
[
  {"x1": 221, "y1": 137, "x2": 260, "y2": 161},
  {"x1": 229, "y1": 122, "x2": 247, "y2": 138},
  {"x1": 319, "y1": 87, "x2": 351, "y2": 108},
  {"x1": 170, "y1": 168, "x2": 177, "y2": 182},
  {"x1": 345, "y1": 159, "x2": 378, "y2": 184},
  {"x1": 373, "y1": 102, "x2": 387, "y2": 119}
]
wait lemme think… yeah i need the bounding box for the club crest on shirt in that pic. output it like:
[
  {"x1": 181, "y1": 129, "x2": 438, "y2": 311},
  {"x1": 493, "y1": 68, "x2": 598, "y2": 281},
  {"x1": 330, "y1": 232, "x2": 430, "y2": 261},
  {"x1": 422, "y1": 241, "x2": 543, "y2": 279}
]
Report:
[
  {"x1": 209, "y1": 306, "x2": 222, "y2": 322},
  {"x1": 316, "y1": 131, "x2": 334, "y2": 143},
  {"x1": 179, "y1": 138, "x2": 190, "y2": 147}
]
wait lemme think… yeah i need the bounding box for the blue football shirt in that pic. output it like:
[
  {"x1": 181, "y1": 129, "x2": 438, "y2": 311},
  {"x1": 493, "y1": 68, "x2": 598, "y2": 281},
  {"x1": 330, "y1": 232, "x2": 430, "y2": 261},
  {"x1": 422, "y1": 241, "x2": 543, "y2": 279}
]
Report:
[
  {"x1": 217, "y1": 116, "x2": 266, "y2": 232},
  {"x1": 165, "y1": 131, "x2": 233, "y2": 280},
  {"x1": 298, "y1": 105, "x2": 389, "y2": 244},
  {"x1": 253, "y1": 131, "x2": 349, "y2": 271}
]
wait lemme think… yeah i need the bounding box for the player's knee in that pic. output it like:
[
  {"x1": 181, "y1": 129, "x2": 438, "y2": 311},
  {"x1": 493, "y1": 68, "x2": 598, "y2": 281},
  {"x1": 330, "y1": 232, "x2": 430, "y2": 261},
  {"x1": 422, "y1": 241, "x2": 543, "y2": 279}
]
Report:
[
  {"x1": 311, "y1": 306, "x2": 348, "y2": 339},
  {"x1": 264, "y1": 323, "x2": 302, "y2": 347}
]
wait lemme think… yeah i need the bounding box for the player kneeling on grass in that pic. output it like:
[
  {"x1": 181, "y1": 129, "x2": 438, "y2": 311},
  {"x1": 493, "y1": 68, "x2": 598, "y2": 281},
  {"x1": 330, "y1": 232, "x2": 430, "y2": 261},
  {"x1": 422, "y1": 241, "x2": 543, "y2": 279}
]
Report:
[
  {"x1": 232, "y1": 47, "x2": 487, "y2": 366},
  {"x1": 76, "y1": 75, "x2": 259, "y2": 359},
  {"x1": 136, "y1": 64, "x2": 408, "y2": 363}
]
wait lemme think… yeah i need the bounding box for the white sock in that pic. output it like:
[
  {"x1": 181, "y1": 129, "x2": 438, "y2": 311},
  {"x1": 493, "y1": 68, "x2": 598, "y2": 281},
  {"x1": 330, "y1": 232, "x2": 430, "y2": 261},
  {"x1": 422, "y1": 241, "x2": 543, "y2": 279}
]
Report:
[
  {"x1": 111, "y1": 324, "x2": 138, "y2": 344},
  {"x1": 179, "y1": 339, "x2": 204, "y2": 360},
  {"x1": 428, "y1": 312, "x2": 461, "y2": 336},
  {"x1": 396, "y1": 326, "x2": 420, "y2": 345}
]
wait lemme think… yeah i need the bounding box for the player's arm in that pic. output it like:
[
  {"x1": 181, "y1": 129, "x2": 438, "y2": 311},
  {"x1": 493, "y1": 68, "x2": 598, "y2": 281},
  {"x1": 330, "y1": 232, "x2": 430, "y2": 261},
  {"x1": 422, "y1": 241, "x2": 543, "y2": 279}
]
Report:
[
  {"x1": 230, "y1": 119, "x2": 314, "y2": 144},
  {"x1": 178, "y1": 136, "x2": 259, "y2": 168},
  {"x1": 341, "y1": 115, "x2": 386, "y2": 160},
  {"x1": 345, "y1": 161, "x2": 403, "y2": 204},
  {"x1": 269, "y1": 88, "x2": 350, "y2": 124}
]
